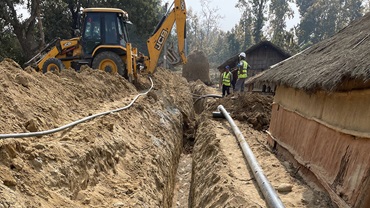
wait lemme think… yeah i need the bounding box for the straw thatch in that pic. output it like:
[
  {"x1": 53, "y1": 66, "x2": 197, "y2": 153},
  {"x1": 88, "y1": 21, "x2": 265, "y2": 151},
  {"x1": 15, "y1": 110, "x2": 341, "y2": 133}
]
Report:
[{"x1": 254, "y1": 13, "x2": 370, "y2": 92}]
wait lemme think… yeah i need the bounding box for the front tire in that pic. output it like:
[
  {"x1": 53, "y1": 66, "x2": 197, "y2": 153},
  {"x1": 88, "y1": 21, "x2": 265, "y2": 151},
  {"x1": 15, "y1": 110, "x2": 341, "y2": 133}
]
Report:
[
  {"x1": 42, "y1": 58, "x2": 64, "y2": 73},
  {"x1": 92, "y1": 51, "x2": 126, "y2": 77}
]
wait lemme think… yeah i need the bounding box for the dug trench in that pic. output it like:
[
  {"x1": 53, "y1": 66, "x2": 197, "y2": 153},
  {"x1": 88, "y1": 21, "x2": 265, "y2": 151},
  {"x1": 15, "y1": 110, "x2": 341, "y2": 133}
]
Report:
[{"x1": 0, "y1": 59, "x2": 332, "y2": 207}]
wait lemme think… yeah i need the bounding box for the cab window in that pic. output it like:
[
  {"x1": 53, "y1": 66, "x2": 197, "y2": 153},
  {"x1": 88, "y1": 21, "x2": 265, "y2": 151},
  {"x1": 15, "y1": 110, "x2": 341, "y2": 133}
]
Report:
[
  {"x1": 104, "y1": 13, "x2": 119, "y2": 44},
  {"x1": 82, "y1": 13, "x2": 101, "y2": 54},
  {"x1": 83, "y1": 13, "x2": 101, "y2": 41},
  {"x1": 117, "y1": 17, "x2": 126, "y2": 46}
]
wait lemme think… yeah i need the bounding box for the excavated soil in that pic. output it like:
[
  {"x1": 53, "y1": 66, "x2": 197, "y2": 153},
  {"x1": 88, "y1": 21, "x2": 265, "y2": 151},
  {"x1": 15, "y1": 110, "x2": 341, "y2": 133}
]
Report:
[
  {"x1": 209, "y1": 93, "x2": 273, "y2": 131},
  {"x1": 182, "y1": 50, "x2": 211, "y2": 85},
  {"x1": 187, "y1": 81, "x2": 332, "y2": 207},
  {"x1": 0, "y1": 59, "x2": 194, "y2": 207},
  {"x1": 0, "y1": 58, "x2": 333, "y2": 208}
]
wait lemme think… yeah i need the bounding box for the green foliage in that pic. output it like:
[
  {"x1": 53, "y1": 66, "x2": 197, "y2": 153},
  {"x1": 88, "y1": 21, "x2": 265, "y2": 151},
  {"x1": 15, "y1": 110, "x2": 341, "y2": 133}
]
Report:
[
  {"x1": 43, "y1": 0, "x2": 73, "y2": 42},
  {"x1": 237, "y1": 10, "x2": 253, "y2": 50},
  {"x1": 0, "y1": 20, "x2": 24, "y2": 63},
  {"x1": 42, "y1": 0, "x2": 162, "y2": 53},
  {"x1": 251, "y1": 0, "x2": 268, "y2": 43},
  {"x1": 89, "y1": 0, "x2": 162, "y2": 53},
  {"x1": 237, "y1": 0, "x2": 268, "y2": 43},
  {"x1": 296, "y1": 0, "x2": 364, "y2": 47},
  {"x1": 269, "y1": 0, "x2": 293, "y2": 45},
  {"x1": 0, "y1": 0, "x2": 41, "y2": 63},
  {"x1": 226, "y1": 32, "x2": 240, "y2": 57}
]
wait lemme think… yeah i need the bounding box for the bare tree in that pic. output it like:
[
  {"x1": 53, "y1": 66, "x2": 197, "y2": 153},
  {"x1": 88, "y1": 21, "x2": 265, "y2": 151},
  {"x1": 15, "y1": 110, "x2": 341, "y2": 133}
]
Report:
[
  {"x1": 198, "y1": 0, "x2": 223, "y2": 54},
  {"x1": 200, "y1": 0, "x2": 223, "y2": 37}
]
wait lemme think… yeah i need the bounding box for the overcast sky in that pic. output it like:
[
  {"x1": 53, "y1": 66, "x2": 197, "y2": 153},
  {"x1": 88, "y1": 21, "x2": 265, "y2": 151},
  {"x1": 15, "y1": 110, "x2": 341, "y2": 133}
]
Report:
[
  {"x1": 186, "y1": 0, "x2": 241, "y2": 31},
  {"x1": 185, "y1": 0, "x2": 300, "y2": 32}
]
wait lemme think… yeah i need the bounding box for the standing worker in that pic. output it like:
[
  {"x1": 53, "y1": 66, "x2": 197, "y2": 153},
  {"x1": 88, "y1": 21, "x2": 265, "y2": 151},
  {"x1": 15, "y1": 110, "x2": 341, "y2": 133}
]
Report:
[
  {"x1": 220, "y1": 65, "x2": 233, "y2": 97},
  {"x1": 230, "y1": 66, "x2": 238, "y2": 92},
  {"x1": 235, "y1": 52, "x2": 250, "y2": 92}
]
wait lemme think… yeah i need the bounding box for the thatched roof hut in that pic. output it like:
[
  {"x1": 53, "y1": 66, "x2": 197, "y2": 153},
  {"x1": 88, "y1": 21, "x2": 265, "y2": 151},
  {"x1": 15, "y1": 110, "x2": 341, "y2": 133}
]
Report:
[
  {"x1": 254, "y1": 18, "x2": 370, "y2": 92},
  {"x1": 218, "y1": 41, "x2": 290, "y2": 72},
  {"x1": 254, "y1": 14, "x2": 370, "y2": 208},
  {"x1": 218, "y1": 41, "x2": 290, "y2": 93}
]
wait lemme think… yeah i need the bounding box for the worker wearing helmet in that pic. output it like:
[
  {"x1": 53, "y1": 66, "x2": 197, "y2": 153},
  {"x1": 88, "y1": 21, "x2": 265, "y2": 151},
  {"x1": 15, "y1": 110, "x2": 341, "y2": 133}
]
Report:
[
  {"x1": 220, "y1": 65, "x2": 233, "y2": 97},
  {"x1": 235, "y1": 52, "x2": 250, "y2": 92}
]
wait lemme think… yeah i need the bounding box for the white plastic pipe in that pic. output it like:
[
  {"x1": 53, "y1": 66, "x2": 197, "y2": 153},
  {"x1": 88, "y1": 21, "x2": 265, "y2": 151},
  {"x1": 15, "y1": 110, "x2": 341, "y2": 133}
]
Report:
[
  {"x1": 217, "y1": 105, "x2": 285, "y2": 208},
  {"x1": 0, "y1": 77, "x2": 154, "y2": 139}
]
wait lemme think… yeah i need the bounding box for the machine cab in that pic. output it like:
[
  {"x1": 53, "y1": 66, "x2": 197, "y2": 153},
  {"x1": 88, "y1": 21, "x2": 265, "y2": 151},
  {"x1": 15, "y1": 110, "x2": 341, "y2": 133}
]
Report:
[{"x1": 81, "y1": 8, "x2": 131, "y2": 55}]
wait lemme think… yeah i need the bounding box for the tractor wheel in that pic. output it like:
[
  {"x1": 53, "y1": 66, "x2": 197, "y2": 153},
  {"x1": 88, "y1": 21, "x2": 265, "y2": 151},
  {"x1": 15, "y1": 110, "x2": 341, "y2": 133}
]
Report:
[
  {"x1": 42, "y1": 58, "x2": 64, "y2": 73},
  {"x1": 92, "y1": 51, "x2": 126, "y2": 77}
]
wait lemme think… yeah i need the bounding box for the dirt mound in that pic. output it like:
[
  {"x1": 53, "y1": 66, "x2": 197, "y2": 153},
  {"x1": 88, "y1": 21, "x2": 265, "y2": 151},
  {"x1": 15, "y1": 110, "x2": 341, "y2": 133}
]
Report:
[
  {"x1": 0, "y1": 58, "x2": 331, "y2": 208},
  {"x1": 182, "y1": 50, "x2": 211, "y2": 85},
  {"x1": 0, "y1": 58, "x2": 136, "y2": 134},
  {"x1": 187, "y1": 80, "x2": 272, "y2": 131},
  {"x1": 0, "y1": 60, "x2": 194, "y2": 207},
  {"x1": 204, "y1": 93, "x2": 273, "y2": 131}
]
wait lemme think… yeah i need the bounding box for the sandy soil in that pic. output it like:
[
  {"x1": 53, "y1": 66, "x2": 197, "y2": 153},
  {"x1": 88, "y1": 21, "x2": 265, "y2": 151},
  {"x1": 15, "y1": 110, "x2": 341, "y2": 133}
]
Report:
[
  {"x1": 0, "y1": 59, "x2": 333, "y2": 207},
  {"x1": 185, "y1": 83, "x2": 332, "y2": 207},
  {"x1": 0, "y1": 59, "x2": 194, "y2": 207}
]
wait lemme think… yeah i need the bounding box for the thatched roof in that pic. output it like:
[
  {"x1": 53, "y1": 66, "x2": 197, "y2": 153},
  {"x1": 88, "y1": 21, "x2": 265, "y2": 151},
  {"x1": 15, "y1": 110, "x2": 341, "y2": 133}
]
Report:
[
  {"x1": 253, "y1": 13, "x2": 370, "y2": 92},
  {"x1": 217, "y1": 41, "x2": 291, "y2": 70}
]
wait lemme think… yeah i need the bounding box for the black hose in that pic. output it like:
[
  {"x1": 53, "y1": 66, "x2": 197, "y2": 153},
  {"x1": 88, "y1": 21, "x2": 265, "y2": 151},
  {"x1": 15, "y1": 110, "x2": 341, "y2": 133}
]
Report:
[{"x1": 193, "y1": 94, "x2": 223, "y2": 104}]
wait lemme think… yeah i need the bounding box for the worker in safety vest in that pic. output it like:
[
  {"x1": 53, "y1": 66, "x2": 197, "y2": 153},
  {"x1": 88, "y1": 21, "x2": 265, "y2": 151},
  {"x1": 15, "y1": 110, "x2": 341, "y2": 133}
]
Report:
[
  {"x1": 234, "y1": 52, "x2": 250, "y2": 92},
  {"x1": 231, "y1": 67, "x2": 238, "y2": 92},
  {"x1": 220, "y1": 65, "x2": 233, "y2": 97}
]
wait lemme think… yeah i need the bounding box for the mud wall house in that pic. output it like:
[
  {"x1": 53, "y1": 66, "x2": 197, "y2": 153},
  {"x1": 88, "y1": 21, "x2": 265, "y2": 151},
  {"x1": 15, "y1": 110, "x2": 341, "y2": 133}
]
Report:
[
  {"x1": 218, "y1": 41, "x2": 290, "y2": 93},
  {"x1": 254, "y1": 13, "x2": 370, "y2": 208}
]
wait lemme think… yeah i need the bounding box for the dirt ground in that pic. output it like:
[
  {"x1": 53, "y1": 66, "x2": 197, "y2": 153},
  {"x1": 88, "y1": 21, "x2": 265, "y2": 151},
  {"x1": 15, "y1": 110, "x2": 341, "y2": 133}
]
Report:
[
  {"x1": 186, "y1": 82, "x2": 332, "y2": 207},
  {"x1": 0, "y1": 59, "x2": 332, "y2": 207}
]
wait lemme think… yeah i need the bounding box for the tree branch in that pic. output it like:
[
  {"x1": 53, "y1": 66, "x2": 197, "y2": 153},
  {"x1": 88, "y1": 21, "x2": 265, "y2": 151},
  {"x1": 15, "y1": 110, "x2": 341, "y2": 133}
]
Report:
[
  {"x1": 22, "y1": 0, "x2": 38, "y2": 28},
  {"x1": 3, "y1": 0, "x2": 19, "y2": 27}
]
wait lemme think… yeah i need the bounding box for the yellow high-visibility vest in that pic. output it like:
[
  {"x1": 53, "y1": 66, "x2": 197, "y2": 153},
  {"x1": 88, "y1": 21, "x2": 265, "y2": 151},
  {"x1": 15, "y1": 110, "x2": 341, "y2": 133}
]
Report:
[
  {"x1": 238, "y1": 60, "x2": 248, "y2": 78},
  {"x1": 222, "y1": 72, "x2": 231, "y2": 86}
]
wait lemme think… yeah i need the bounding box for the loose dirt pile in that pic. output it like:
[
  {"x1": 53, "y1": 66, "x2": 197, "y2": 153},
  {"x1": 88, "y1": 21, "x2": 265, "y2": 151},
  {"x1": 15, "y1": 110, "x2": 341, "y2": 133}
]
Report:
[
  {"x1": 0, "y1": 59, "x2": 194, "y2": 207},
  {"x1": 0, "y1": 58, "x2": 332, "y2": 208},
  {"x1": 190, "y1": 80, "x2": 273, "y2": 131},
  {"x1": 211, "y1": 93, "x2": 273, "y2": 131},
  {"x1": 182, "y1": 50, "x2": 211, "y2": 85}
]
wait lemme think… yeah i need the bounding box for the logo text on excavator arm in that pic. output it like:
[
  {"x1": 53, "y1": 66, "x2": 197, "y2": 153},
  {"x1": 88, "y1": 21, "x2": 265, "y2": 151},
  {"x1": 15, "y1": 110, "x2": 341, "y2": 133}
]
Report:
[
  {"x1": 155, "y1": 29, "x2": 169, "y2": 51},
  {"x1": 181, "y1": 0, "x2": 185, "y2": 10}
]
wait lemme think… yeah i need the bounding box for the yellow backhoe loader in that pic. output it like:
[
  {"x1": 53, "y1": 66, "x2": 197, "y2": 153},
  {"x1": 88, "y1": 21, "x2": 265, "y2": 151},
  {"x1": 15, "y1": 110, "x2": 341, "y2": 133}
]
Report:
[{"x1": 25, "y1": 0, "x2": 187, "y2": 82}]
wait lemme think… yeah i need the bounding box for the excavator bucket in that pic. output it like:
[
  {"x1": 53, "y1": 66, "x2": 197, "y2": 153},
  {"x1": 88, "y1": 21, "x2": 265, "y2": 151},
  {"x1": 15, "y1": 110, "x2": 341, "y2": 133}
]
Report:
[{"x1": 166, "y1": 47, "x2": 181, "y2": 65}]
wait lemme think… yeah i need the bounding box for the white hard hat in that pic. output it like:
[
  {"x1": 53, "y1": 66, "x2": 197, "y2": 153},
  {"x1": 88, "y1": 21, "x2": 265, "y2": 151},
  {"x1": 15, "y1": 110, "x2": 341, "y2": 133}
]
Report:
[{"x1": 239, "y1": 52, "x2": 246, "y2": 58}]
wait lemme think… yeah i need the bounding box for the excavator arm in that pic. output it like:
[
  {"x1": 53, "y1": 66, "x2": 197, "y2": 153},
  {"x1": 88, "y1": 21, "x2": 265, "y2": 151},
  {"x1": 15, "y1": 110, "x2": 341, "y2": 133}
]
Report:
[{"x1": 143, "y1": 0, "x2": 187, "y2": 74}]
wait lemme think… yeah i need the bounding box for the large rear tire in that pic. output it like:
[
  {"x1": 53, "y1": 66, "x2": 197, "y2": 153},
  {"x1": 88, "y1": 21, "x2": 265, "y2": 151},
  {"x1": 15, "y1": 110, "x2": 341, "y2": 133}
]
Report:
[
  {"x1": 92, "y1": 51, "x2": 126, "y2": 77},
  {"x1": 42, "y1": 58, "x2": 64, "y2": 73}
]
